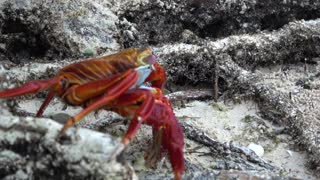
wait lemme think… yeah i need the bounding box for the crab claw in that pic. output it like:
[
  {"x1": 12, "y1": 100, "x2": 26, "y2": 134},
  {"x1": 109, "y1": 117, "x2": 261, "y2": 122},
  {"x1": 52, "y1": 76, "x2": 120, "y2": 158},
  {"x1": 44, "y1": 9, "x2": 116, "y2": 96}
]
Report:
[
  {"x1": 166, "y1": 123, "x2": 184, "y2": 180},
  {"x1": 144, "y1": 97, "x2": 184, "y2": 180},
  {"x1": 144, "y1": 122, "x2": 184, "y2": 180},
  {"x1": 95, "y1": 87, "x2": 184, "y2": 179},
  {"x1": 0, "y1": 78, "x2": 59, "y2": 98},
  {"x1": 146, "y1": 63, "x2": 166, "y2": 90}
]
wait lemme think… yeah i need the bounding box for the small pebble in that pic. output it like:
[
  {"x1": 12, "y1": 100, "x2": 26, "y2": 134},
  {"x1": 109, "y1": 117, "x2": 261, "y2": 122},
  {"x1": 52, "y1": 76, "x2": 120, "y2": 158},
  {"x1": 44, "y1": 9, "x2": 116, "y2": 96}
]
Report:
[
  {"x1": 50, "y1": 113, "x2": 71, "y2": 124},
  {"x1": 248, "y1": 143, "x2": 264, "y2": 157}
]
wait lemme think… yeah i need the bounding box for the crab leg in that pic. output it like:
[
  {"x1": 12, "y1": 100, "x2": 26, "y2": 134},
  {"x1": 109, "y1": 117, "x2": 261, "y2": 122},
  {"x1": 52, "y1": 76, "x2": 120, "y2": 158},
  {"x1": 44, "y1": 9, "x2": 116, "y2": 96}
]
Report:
[
  {"x1": 59, "y1": 69, "x2": 139, "y2": 135},
  {"x1": 120, "y1": 91, "x2": 155, "y2": 145},
  {"x1": 0, "y1": 78, "x2": 60, "y2": 98},
  {"x1": 37, "y1": 66, "x2": 150, "y2": 116},
  {"x1": 105, "y1": 89, "x2": 155, "y2": 158},
  {"x1": 36, "y1": 91, "x2": 55, "y2": 117},
  {"x1": 61, "y1": 73, "x2": 133, "y2": 105},
  {"x1": 60, "y1": 64, "x2": 154, "y2": 105}
]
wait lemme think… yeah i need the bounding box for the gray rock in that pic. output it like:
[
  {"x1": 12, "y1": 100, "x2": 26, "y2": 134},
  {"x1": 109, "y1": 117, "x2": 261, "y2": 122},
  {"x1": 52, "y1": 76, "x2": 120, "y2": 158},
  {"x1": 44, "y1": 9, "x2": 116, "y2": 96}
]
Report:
[
  {"x1": 0, "y1": 116, "x2": 135, "y2": 179},
  {"x1": 0, "y1": 0, "x2": 120, "y2": 63},
  {"x1": 0, "y1": 115, "x2": 134, "y2": 179}
]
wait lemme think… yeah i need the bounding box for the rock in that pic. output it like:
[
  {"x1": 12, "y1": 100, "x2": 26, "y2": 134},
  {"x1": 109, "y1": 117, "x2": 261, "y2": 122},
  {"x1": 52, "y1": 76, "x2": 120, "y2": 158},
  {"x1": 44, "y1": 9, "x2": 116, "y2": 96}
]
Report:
[
  {"x1": 286, "y1": 150, "x2": 293, "y2": 157},
  {"x1": 0, "y1": 0, "x2": 120, "y2": 63},
  {"x1": 0, "y1": 115, "x2": 134, "y2": 179}
]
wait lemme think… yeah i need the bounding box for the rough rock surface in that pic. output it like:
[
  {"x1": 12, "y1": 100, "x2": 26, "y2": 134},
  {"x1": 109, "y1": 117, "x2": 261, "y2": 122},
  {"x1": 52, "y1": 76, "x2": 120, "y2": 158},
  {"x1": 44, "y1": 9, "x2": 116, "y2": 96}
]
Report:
[
  {"x1": 1, "y1": 0, "x2": 320, "y2": 179},
  {"x1": 0, "y1": 115, "x2": 135, "y2": 179},
  {"x1": 116, "y1": 0, "x2": 320, "y2": 47},
  {"x1": 0, "y1": 0, "x2": 120, "y2": 63}
]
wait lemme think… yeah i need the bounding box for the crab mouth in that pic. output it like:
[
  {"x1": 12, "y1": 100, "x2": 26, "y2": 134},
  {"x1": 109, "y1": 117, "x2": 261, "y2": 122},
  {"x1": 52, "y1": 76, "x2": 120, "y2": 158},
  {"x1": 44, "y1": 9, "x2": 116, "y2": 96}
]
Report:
[{"x1": 131, "y1": 65, "x2": 153, "y2": 89}]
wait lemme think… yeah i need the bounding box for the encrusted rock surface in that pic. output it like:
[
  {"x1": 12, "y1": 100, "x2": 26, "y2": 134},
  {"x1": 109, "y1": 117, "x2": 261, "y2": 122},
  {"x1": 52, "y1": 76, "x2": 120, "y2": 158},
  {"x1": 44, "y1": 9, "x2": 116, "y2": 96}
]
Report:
[
  {"x1": 0, "y1": 0, "x2": 120, "y2": 63},
  {"x1": 0, "y1": 115, "x2": 135, "y2": 179}
]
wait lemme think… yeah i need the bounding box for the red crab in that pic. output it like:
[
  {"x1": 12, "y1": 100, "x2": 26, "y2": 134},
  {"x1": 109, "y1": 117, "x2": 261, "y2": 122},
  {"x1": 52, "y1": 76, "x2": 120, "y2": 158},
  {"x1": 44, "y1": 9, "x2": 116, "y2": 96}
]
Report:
[{"x1": 0, "y1": 48, "x2": 184, "y2": 180}]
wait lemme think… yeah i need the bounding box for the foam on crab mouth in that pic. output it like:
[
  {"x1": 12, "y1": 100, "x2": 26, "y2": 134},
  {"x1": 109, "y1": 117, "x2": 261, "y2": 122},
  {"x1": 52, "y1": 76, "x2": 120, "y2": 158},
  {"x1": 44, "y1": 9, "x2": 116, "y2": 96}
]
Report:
[{"x1": 130, "y1": 65, "x2": 153, "y2": 89}]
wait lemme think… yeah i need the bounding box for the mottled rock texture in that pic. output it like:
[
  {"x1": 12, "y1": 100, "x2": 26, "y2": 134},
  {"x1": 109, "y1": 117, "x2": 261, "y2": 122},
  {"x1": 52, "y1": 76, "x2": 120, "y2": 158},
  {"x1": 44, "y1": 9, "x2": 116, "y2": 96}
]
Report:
[
  {"x1": 0, "y1": 0, "x2": 120, "y2": 63},
  {"x1": 0, "y1": 116, "x2": 134, "y2": 180}
]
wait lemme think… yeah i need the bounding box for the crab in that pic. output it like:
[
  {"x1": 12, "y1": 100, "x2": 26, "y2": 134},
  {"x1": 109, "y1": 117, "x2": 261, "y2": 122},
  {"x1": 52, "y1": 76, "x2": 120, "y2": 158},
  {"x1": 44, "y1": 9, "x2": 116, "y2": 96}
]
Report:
[{"x1": 0, "y1": 48, "x2": 184, "y2": 180}]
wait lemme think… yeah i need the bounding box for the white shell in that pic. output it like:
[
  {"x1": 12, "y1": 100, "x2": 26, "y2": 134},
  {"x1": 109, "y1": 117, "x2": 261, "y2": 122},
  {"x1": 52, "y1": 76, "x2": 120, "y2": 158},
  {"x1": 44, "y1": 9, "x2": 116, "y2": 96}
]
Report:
[{"x1": 248, "y1": 143, "x2": 264, "y2": 157}]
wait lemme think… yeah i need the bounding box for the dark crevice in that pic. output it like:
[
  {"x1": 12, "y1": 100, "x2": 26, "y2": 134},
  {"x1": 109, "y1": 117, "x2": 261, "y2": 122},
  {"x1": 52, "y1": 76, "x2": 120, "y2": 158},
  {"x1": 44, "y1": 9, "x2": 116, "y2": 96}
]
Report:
[
  {"x1": 1, "y1": 18, "x2": 51, "y2": 64},
  {"x1": 260, "y1": 13, "x2": 289, "y2": 30}
]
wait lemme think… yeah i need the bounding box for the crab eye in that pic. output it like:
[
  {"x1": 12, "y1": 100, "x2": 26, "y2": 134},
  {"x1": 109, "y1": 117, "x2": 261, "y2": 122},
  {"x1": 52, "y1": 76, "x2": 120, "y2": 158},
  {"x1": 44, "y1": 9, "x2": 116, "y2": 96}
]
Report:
[{"x1": 60, "y1": 79, "x2": 68, "y2": 89}]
